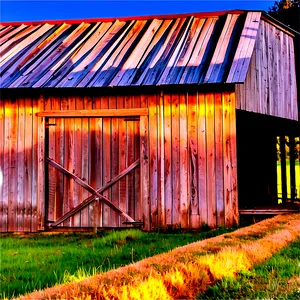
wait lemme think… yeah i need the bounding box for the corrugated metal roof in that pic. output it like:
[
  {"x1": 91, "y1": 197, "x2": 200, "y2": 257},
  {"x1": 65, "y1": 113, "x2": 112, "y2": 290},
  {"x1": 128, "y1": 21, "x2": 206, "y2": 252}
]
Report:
[{"x1": 0, "y1": 11, "x2": 262, "y2": 88}]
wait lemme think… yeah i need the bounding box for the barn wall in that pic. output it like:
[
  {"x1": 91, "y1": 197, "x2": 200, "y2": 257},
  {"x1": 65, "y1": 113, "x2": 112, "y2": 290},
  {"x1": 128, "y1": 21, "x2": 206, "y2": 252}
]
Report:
[
  {"x1": 236, "y1": 20, "x2": 298, "y2": 120},
  {"x1": 148, "y1": 90, "x2": 238, "y2": 229},
  {"x1": 0, "y1": 96, "x2": 44, "y2": 232},
  {"x1": 0, "y1": 89, "x2": 238, "y2": 232}
]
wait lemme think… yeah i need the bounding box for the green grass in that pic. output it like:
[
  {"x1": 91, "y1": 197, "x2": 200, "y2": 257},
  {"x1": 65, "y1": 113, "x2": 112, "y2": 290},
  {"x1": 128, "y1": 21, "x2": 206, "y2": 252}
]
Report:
[
  {"x1": 0, "y1": 227, "x2": 236, "y2": 299},
  {"x1": 198, "y1": 238, "x2": 300, "y2": 299}
]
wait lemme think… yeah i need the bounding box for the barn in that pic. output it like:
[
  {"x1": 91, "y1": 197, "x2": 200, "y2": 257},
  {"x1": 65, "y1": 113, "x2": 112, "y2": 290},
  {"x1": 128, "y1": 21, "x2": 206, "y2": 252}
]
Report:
[{"x1": 0, "y1": 10, "x2": 299, "y2": 232}]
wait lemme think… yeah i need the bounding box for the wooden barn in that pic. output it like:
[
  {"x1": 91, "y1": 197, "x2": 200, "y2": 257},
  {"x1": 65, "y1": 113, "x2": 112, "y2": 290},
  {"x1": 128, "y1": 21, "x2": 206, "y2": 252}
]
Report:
[{"x1": 0, "y1": 10, "x2": 299, "y2": 232}]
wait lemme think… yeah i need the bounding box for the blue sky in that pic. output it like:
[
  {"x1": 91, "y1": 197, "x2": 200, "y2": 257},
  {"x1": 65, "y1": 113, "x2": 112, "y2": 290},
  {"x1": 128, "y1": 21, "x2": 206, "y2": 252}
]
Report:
[{"x1": 1, "y1": 0, "x2": 275, "y2": 22}]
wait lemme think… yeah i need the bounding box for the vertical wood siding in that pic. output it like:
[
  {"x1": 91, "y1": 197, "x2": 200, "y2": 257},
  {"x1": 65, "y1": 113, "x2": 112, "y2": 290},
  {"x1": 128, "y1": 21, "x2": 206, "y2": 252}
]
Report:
[
  {"x1": 149, "y1": 90, "x2": 238, "y2": 228},
  {"x1": 0, "y1": 89, "x2": 238, "y2": 232},
  {"x1": 1, "y1": 96, "x2": 44, "y2": 232},
  {"x1": 236, "y1": 20, "x2": 298, "y2": 121}
]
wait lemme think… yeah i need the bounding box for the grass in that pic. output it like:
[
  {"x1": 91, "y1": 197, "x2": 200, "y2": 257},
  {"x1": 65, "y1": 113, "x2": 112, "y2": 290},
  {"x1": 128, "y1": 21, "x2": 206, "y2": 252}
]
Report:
[
  {"x1": 198, "y1": 238, "x2": 300, "y2": 299},
  {"x1": 16, "y1": 213, "x2": 300, "y2": 300},
  {"x1": 0, "y1": 226, "x2": 236, "y2": 299}
]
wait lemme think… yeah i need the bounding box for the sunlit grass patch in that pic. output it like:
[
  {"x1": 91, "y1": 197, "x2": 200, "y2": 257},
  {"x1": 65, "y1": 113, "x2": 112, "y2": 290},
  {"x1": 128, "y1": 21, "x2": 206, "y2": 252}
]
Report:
[{"x1": 199, "y1": 238, "x2": 300, "y2": 299}]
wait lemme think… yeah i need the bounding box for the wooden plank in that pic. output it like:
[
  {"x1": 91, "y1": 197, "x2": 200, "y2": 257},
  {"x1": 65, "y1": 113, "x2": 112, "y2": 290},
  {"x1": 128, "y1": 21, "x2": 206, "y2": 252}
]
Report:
[
  {"x1": 159, "y1": 91, "x2": 165, "y2": 226},
  {"x1": 7, "y1": 24, "x2": 72, "y2": 88},
  {"x1": 214, "y1": 92, "x2": 224, "y2": 227},
  {"x1": 92, "y1": 97, "x2": 102, "y2": 227},
  {"x1": 266, "y1": 22, "x2": 273, "y2": 115},
  {"x1": 92, "y1": 20, "x2": 147, "y2": 87},
  {"x1": 68, "y1": 98, "x2": 76, "y2": 226},
  {"x1": 133, "y1": 95, "x2": 141, "y2": 222},
  {"x1": 197, "y1": 92, "x2": 207, "y2": 226},
  {"x1": 279, "y1": 135, "x2": 287, "y2": 202},
  {"x1": 101, "y1": 96, "x2": 111, "y2": 226},
  {"x1": 140, "y1": 115, "x2": 150, "y2": 230},
  {"x1": 37, "y1": 96, "x2": 45, "y2": 230},
  {"x1": 77, "y1": 21, "x2": 130, "y2": 87},
  {"x1": 149, "y1": 94, "x2": 159, "y2": 230},
  {"x1": 171, "y1": 94, "x2": 180, "y2": 225},
  {"x1": 187, "y1": 93, "x2": 198, "y2": 220},
  {"x1": 0, "y1": 96, "x2": 6, "y2": 231},
  {"x1": 17, "y1": 97, "x2": 25, "y2": 232},
  {"x1": 167, "y1": 18, "x2": 206, "y2": 84},
  {"x1": 157, "y1": 17, "x2": 193, "y2": 85},
  {"x1": 0, "y1": 25, "x2": 23, "y2": 40},
  {"x1": 125, "y1": 96, "x2": 135, "y2": 220},
  {"x1": 73, "y1": 96, "x2": 84, "y2": 226},
  {"x1": 117, "y1": 96, "x2": 127, "y2": 226},
  {"x1": 179, "y1": 93, "x2": 188, "y2": 228},
  {"x1": 46, "y1": 98, "x2": 55, "y2": 225},
  {"x1": 163, "y1": 94, "x2": 172, "y2": 225},
  {"x1": 226, "y1": 12, "x2": 261, "y2": 83},
  {"x1": 132, "y1": 19, "x2": 174, "y2": 86},
  {"x1": 51, "y1": 159, "x2": 140, "y2": 227},
  {"x1": 46, "y1": 158, "x2": 135, "y2": 223},
  {"x1": 111, "y1": 19, "x2": 163, "y2": 86},
  {"x1": 206, "y1": 93, "x2": 216, "y2": 228},
  {"x1": 110, "y1": 96, "x2": 120, "y2": 226},
  {"x1": 230, "y1": 91, "x2": 238, "y2": 226},
  {"x1": 56, "y1": 22, "x2": 114, "y2": 87},
  {"x1": 288, "y1": 35, "x2": 298, "y2": 120},
  {"x1": 36, "y1": 108, "x2": 149, "y2": 117},
  {"x1": 32, "y1": 23, "x2": 92, "y2": 88},
  {"x1": 61, "y1": 97, "x2": 71, "y2": 227},
  {"x1": 0, "y1": 24, "x2": 52, "y2": 63},
  {"x1": 82, "y1": 96, "x2": 92, "y2": 226},
  {"x1": 8, "y1": 98, "x2": 18, "y2": 232},
  {"x1": 223, "y1": 92, "x2": 233, "y2": 227},
  {"x1": 62, "y1": 21, "x2": 126, "y2": 87},
  {"x1": 180, "y1": 18, "x2": 217, "y2": 84},
  {"x1": 261, "y1": 21, "x2": 269, "y2": 115},
  {"x1": 204, "y1": 14, "x2": 239, "y2": 83},
  {"x1": 1, "y1": 25, "x2": 56, "y2": 86},
  {"x1": 53, "y1": 98, "x2": 64, "y2": 224},
  {"x1": 142, "y1": 18, "x2": 187, "y2": 85},
  {"x1": 225, "y1": 92, "x2": 238, "y2": 226}
]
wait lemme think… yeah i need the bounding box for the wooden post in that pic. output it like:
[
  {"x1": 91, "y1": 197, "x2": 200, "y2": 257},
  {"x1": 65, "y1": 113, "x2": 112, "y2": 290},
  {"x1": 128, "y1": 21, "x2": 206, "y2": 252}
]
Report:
[
  {"x1": 37, "y1": 95, "x2": 45, "y2": 231},
  {"x1": 140, "y1": 115, "x2": 150, "y2": 231},
  {"x1": 93, "y1": 197, "x2": 99, "y2": 234},
  {"x1": 279, "y1": 135, "x2": 287, "y2": 203},
  {"x1": 289, "y1": 135, "x2": 296, "y2": 202}
]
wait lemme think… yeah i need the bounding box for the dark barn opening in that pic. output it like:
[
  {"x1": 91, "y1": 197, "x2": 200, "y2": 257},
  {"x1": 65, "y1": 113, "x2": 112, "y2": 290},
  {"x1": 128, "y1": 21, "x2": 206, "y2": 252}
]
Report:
[{"x1": 237, "y1": 110, "x2": 300, "y2": 212}]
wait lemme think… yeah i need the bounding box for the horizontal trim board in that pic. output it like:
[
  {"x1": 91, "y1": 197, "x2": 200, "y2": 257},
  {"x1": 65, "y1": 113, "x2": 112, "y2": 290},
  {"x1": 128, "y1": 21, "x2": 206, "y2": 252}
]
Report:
[{"x1": 37, "y1": 108, "x2": 148, "y2": 117}]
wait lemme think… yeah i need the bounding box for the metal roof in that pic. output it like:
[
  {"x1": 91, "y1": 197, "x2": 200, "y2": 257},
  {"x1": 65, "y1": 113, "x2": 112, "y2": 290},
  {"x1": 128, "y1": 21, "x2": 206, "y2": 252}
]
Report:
[{"x1": 0, "y1": 11, "x2": 263, "y2": 88}]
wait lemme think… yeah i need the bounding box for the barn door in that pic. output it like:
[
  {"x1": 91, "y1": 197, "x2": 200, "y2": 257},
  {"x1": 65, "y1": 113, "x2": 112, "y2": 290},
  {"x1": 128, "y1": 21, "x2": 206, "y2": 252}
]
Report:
[{"x1": 45, "y1": 116, "x2": 143, "y2": 228}]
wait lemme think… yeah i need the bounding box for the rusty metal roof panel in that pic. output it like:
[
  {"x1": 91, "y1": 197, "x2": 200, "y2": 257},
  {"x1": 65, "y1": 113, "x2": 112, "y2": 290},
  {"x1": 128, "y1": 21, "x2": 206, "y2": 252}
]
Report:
[{"x1": 0, "y1": 11, "x2": 262, "y2": 88}]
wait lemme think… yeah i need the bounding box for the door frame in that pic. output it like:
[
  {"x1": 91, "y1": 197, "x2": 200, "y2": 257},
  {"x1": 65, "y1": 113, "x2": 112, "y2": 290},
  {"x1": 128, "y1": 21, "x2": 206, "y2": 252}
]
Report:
[{"x1": 37, "y1": 108, "x2": 150, "y2": 230}]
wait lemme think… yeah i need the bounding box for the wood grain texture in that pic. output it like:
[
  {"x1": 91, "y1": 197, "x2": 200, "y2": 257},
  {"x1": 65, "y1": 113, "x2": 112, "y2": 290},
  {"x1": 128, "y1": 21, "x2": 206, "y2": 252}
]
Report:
[
  {"x1": 235, "y1": 19, "x2": 298, "y2": 120},
  {"x1": 1, "y1": 90, "x2": 243, "y2": 232}
]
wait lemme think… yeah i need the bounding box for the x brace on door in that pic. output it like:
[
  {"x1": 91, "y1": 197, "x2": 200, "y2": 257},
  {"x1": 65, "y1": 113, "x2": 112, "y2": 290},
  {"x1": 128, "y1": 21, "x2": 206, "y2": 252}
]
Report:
[{"x1": 46, "y1": 157, "x2": 141, "y2": 227}]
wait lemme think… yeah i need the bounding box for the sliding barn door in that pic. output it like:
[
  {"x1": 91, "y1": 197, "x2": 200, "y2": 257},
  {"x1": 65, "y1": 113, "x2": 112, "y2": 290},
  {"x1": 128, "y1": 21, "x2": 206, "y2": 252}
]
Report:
[{"x1": 45, "y1": 117, "x2": 141, "y2": 227}]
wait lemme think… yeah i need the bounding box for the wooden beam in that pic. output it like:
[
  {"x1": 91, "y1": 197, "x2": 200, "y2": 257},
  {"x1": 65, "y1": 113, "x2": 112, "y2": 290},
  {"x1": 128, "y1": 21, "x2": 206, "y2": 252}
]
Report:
[
  {"x1": 239, "y1": 208, "x2": 299, "y2": 215},
  {"x1": 36, "y1": 108, "x2": 148, "y2": 118},
  {"x1": 46, "y1": 158, "x2": 137, "y2": 225},
  {"x1": 50, "y1": 158, "x2": 140, "y2": 226},
  {"x1": 140, "y1": 115, "x2": 150, "y2": 231},
  {"x1": 279, "y1": 135, "x2": 287, "y2": 202}
]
